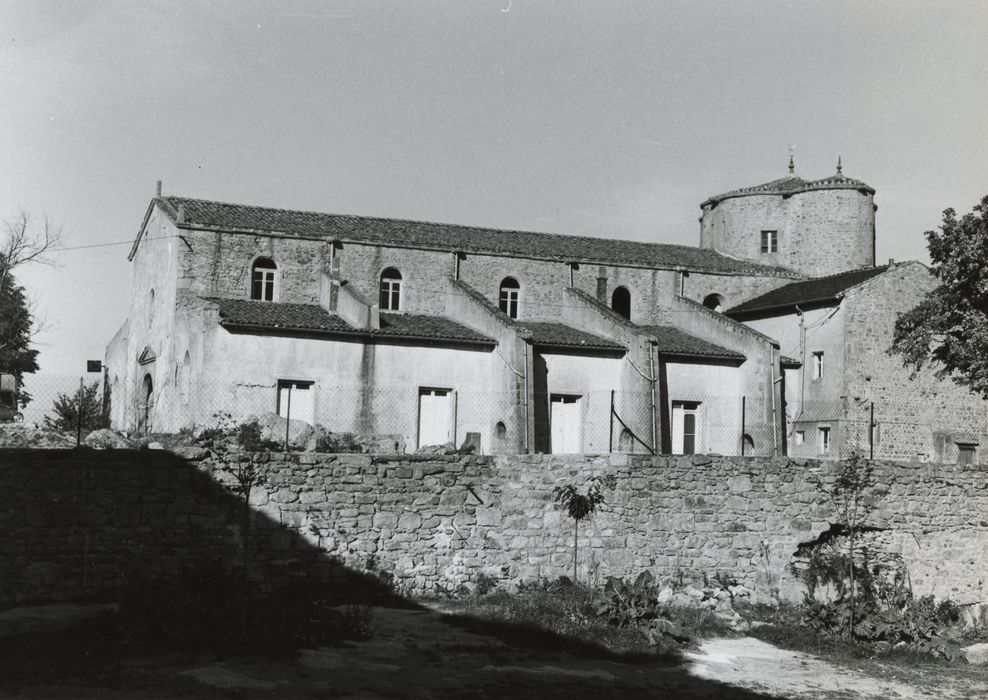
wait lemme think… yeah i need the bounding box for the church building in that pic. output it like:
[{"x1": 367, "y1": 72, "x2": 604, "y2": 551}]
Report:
[{"x1": 105, "y1": 159, "x2": 986, "y2": 461}]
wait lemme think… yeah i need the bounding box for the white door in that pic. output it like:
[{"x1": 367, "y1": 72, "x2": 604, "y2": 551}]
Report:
[
  {"x1": 418, "y1": 388, "x2": 452, "y2": 447},
  {"x1": 671, "y1": 401, "x2": 700, "y2": 454},
  {"x1": 550, "y1": 395, "x2": 582, "y2": 453},
  {"x1": 278, "y1": 381, "x2": 315, "y2": 424}
]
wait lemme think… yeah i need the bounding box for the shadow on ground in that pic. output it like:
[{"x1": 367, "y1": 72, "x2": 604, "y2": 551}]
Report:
[{"x1": 0, "y1": 448, "x2": 779, "y2": 698}]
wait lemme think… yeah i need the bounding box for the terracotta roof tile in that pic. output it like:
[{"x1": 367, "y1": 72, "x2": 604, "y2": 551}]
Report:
[
  {"x1": 204, "y1": 297, "x2": 494, "y2": 345},
  {"x1": 160, "y1": 197, "x2": 797, "y2": 277},
  {"x1": 376, "y1": 313, "x2": 494, "y2": 344},
  {"x1": 636, "y1": 325, "x2": 746, "y2": 362},
  {"x1": 703, "y1": 171, "x2": 874, "y2": 207},
  {"x1": 726, "y1": 266, "x2": 890, "y2": 317},
  {"x1": 520, "y1": 322, "x2": 625, "y2": 351}
]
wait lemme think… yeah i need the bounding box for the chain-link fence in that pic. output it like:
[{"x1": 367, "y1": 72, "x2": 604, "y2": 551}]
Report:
[{"x1": 5, "y1": 373, "x2": 988, "y2": 463}]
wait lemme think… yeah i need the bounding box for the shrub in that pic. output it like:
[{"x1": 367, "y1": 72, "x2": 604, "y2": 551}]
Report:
[
  {"x1": 43, "y1": 381, "x2": 108, "y2": 433},
  {"x1": 315, "y1": 432, "x2": 361, "y2": 453}
]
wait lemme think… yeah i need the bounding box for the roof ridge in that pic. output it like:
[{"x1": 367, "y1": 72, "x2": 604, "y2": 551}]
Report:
[{"x1": 158, "y1": 196, "x2": 799, "y2": 278}]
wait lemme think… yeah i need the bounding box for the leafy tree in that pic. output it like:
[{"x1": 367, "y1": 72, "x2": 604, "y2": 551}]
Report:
[
  {"x1": 892, "y1": 195, "x2": 988, "y2": 394},
  {"x1": 552, "y1": 475, "x2": 614, "y2": 584},
  {"x1": 44, "y1": 382, "x2": 109, "y2": 432},
  {"x1": 0, "y1": 211, "x2": 62, "y2": 402},
  {"x1": 813, "y1": 452, "x2": 889, "y2": 637}
]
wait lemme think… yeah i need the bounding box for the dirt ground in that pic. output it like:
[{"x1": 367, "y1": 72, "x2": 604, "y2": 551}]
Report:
[{"x1": 0, "y1": 604, "x2": 985, "y2": 699}]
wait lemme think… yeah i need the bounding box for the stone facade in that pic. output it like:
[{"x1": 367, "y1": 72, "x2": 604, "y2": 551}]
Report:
[
  {"x1": 3, "y1": 448, "x2": 986, "y2": 609},
  {"x1": 700, "y1": 174, "x2": 876, "y2": 278}
]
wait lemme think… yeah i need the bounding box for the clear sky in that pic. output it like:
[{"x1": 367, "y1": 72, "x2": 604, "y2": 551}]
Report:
[{"x1": 1, "y1": 0, "x2": 986, "y2": 376}]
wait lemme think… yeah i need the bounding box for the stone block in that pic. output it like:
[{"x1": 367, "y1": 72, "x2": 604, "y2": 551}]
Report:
[{"x1": 397, "y1": 512, "x2": 423, "y2": 532}]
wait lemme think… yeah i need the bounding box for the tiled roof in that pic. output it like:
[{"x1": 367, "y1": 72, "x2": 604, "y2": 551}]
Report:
[
  {"x1": 702, "y1": 171, "x2": 875, "y2": 207},
  {"x1": 520, "y1": 322, "x2": 625, "y2": 351},
  {"x1": 156, "y1": 196, "x2": 798, "y2": 277},
  {"x1": 376, "y1": 313, "x2": 494, "y2": 344},
  {"x1": 726, "y1": 265, "x2": 890, "y2": 317},
  {"x1": 204, "y1": 297, "x2": 495, "y2": 345},
  {"x1": 204, "y1": 297, "x2": 353, "y2": 333},
  {"x1": 636, "y1": 325, "x2": 746, "y2": 362}
]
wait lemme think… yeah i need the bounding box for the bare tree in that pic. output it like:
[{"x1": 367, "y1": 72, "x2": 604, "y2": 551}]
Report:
[
  {"x1": 0, "y1": 211, "x2": 63, "y2": 373},
  {"x1": 0, "y1": 211, "x2": 63, "y2": 288}
]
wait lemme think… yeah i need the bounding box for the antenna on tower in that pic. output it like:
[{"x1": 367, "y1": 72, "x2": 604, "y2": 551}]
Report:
[
  {"x1": 836, "y1": 156, "x2": 843, "y2": 174},
  {"x1": 788, "y1": 145, "x2": 796, "y2": 175}
]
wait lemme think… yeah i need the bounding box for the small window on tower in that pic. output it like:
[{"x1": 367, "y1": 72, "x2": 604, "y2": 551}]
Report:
[{"x1": 760, "y1": 230, "x2": 778, "y2": 254}]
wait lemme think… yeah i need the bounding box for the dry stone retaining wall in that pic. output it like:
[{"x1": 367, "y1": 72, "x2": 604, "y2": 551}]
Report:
[{"x1": 1, "y1": 449, "x2": 986, "y2": 608}]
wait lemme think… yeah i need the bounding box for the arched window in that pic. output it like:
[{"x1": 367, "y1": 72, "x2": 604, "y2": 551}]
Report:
[
  {"x1": 611, "y1": 286, "x2": 631, "y2": 320},
  {"x1": 703, "y1": 293, "x2": 724, "y2": 312},
  {"x1": 499, "y1": 277, "x2": 520, "y2": 319},
  {"x1": 251, "y1": 258, "x2": 277, "y2": 301},
  {"x1": 379, "y1": 268, "x2": 402, "y2": 311},
  {"x1": 139, "y1": 374, "x2": 153, "y2": 434}
]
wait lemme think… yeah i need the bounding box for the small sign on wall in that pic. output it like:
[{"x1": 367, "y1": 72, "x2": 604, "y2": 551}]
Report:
[{"x1": 86, "y1": 360, "x2": 103, "y2": 373}]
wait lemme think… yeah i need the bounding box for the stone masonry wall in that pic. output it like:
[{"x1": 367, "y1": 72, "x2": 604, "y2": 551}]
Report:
[{"x1": 3, "y1": 449, "x2": 985, "y2": 609}]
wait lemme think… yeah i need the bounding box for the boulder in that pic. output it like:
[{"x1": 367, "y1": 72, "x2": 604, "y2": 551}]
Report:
[
  {"x1": 416, "y1": 442, "x2": 456, "y2": 455},
  {"x1": 256, "y1": 412, "x2": 312, "y2": 450},
  {"x1": 82, "y1": 429, "x2": 133, "y2": 449},
  {"x1": 961, "y1": 643, "x2": 988, "y2": 665}
]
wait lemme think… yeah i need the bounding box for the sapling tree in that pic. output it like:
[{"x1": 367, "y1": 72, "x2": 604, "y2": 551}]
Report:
[
  {"x1": 552, "y1": 475, "x2": 614, "y2": 584},
  {"x1": 818, "y1": 452, "x2": 889, "y2": 637}
]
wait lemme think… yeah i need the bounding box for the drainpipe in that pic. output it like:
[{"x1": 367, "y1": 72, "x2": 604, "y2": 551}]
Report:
[
  {"x1": 649, "y1": 345, "x2": 658, "y2": 453},
  {"x1": 523, "y1": 340, "x2": 531, "y2": 453},
  {"x1": 796, "y1": 305, "x2": 806, "y2": 413},
  {"x1": 771, "y1": 346, "x2": 781, "y2": 457}
]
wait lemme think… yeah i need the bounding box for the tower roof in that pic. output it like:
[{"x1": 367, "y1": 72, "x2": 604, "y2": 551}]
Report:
[{"x1": 702, "y1": 159, "x2": 874, "y2": 208}]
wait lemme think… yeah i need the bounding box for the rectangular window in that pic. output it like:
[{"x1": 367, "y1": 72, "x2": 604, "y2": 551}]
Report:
[
  {"x1": 499, "y1": 288, "x2": 519, "y2": 319},
  {"x1": 760, "y1": 230, "x2": 778, "y2": 254},
  {"x1": 380, "y1": 279, "x2": 401, "y2": 310},
  {"x1": 550, "y1": 394, "x2": 582, "y2": 453},
  {"x1": 418, "y1": 388, "x2": 453, "y2": 448},
  {"x1": 818, "y1": 426, "x2": 831, "y2": 454},
  {"x1": 812, "y1": 352, "x2": 824, "y2": 380},
  {"x1": 252, "y1": 268, "x2": 276, "y2": 301},
  {"x1": 794, "y1": 430, "x2": 805, "y2": 445},
  {"x1": 671, "y1": 401, "x2": 701, "y2": 455},
  {"x1": 277, "y1": 380, "x2": 315, "y2": 424},
  {"x1": 957, "y1": 444, "x2": 976, "y2": 465}
]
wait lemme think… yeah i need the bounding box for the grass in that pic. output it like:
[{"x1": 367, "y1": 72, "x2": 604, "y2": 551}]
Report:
[{"x1": 436, "y1": 581, "x2": 734, "y2": 664}]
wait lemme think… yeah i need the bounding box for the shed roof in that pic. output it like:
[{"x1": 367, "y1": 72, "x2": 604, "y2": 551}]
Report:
[
  {"x1": 203, "y1": 297, "x2": 495, "y2": 346},
  {"x1": 520, "y1": 322, "x2": 625, "y2": 351},
  {"x1": 726, "y1": 265, "x2": 890, "y2": 317},
  {"x1": 636, "y1": 325, "x2": 746, "y2": 362}
]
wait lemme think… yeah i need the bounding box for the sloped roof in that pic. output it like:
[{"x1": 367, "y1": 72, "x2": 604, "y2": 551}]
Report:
[
  {"x1": 205, "y1": 297, "x2": 353, "y2": 333},
  {"x1": 203, "y1": 297, "x2": 495, "y2": 345},
  {"x1": 702, "y1": 170, "x2": 875, "y2": 208},
  {"x1": 154, "y1": 196, "x2": 798, "y2": 278},
  {"x1": 376, "y1": 313, "x2": 494, "y2": 344},
  {"x1": 726, "y1": 265, "x2": 890, "y2": 317},
  {"x1": 636, "y1": 325, "x2": 746, "y2": 362},
  {"x1": 520, "y1": 322, "x2": 625, "y2": 351}
]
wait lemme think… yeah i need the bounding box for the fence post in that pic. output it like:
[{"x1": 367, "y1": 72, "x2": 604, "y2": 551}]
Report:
[
  {"x1": 740, "y1": 396, "x2": 746, "y2": 456},
  {"x1": 76, "y1": 376, "x2": 83, "y2": 447},
  {"x1": 609, "y1": 390, "x2": 614, "y2": 453},
  {"x1": 869, "y1": 401, "x2": 875, "y2": 460},
  {"x1": 283, "y1": 384, "x2": 292, "y2": 452}
]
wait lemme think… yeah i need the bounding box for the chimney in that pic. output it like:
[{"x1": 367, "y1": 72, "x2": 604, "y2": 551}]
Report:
[
  {"x1": 596, "y1": 266, "x2": 608, "y2": 303},
  {"x1": 177, "y1": 204, "x2": 185, "y2": 224},
  {"x1": 888, "y1": 258, "x2": 895, "y2": 267},
  {"x1": 155, "y1": 180, "x2": 162, "y2": 196}
]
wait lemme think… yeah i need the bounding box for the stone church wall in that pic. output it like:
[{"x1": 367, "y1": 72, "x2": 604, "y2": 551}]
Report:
[{"x1": 3, "y1": 449, "x2": 985, "y2": 610}]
